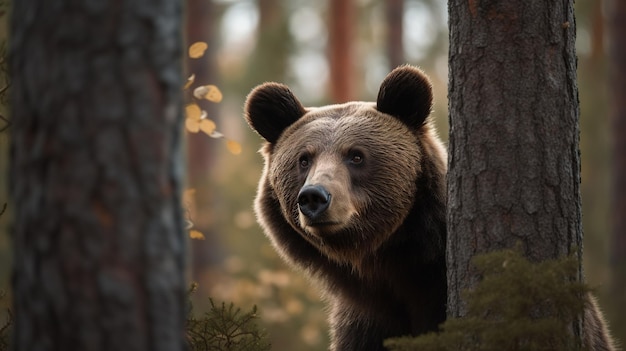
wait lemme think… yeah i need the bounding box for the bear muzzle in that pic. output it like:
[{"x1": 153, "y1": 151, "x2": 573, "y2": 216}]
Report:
[
  {"x1": 298, "y1": 184, "x2": 331, "y2": 222},
  {"x1": 296, "y1": 182, "x2": 359, "y2": 237},
  {"x1": 296, "y1": 160, "x2": 359, "y2": 235}
]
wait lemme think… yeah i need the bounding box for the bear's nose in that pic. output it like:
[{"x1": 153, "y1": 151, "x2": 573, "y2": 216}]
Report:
[{"x1": 298, "y1": 185, "x2": 331, "y2": 220}]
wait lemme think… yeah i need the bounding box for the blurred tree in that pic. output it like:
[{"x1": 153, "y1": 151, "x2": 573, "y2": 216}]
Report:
[
  {"x1": 329, "y1": 0, "x2": 356, "y2": 103},
  {"x1": 185, "y1": 0, "x2": 224, "y2": 296},
  {"x1": 589, "y1": 0, "x2": 605, "y2": 66},
  {"x1": 608, "y1": 0, "x2": 626, "y2": 340},
  {"x1": 385, "y1": 0, "x2": 404, "y2": 69},
  {"x1": 252, "y1": 0, "x2": 290, "y2": 84},
  {"x1": 576, "y1": 0, "x2": 611, "y2": 308},
  {"x1": 186, "y1": 0, "x2": 219, "y2": 181},
  {"x1": 10, "y1": 1, "x2": 187, "y2": 350},
  {"x1": 447, "y1": 0, "x2": 583, "y2": 340}
]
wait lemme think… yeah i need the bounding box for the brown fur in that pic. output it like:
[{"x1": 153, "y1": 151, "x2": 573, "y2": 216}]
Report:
[
  {"x1": 584, "y1": 294, "x2": 618, "y2": 351},
  {"x1": 245, "y1": 66, "x2": 447, "y2": 350},
  {"x1": 244, "y1": 65, "x2": 618, "y2": 351},
  {"x1": 245, "y1": 66, "x2": 616, "y2": 351}
]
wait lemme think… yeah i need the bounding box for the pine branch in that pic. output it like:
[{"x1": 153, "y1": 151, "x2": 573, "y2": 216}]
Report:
[
  {"x1": 186, "y1": 286, "x2": 271, "y2": 351},
  {"x1": 385, "y1": 247, "x2": 589, "y2": 351}
]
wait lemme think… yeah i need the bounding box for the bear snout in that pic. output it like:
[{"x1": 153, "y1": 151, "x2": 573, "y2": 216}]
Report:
[{"x1": 298, "y1": 184, "x2": 331, "y2": 221}]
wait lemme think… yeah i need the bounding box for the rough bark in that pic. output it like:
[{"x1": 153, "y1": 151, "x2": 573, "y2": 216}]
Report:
[
  {"x1": 447, "y1": 0, "x2": 582, "y2": 318},
  {"x1": 10, "y1": 1, "x2": 187, "y2": 350},
  {"x1": 608, "y1": 0, "x2": 626, "y2": 339},
  {"x1": 329, "y1": 0, "x2": 356, "y2": 103}
]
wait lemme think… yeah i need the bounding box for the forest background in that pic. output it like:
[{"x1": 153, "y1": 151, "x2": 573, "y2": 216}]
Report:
[{"x1": 0, "y1": 0, "x2": 620, "y2": 350}]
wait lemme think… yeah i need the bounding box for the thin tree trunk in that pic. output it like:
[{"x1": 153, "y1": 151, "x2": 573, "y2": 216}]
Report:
[
  {"x1": 186, "y1": 0, "x2": 218, "y2": 176},
  {"x1": 254, "y1": 0, "x2": 290, "y2": 84},
  {"x1": 185, "y1": 0, "x2": 223, "y2": 294},
  {"x1": 447, "y1": 0, "x2": 582, "y2": 323},
  {"x1": 329, "y1": 0, "x2": 356, "y2": 103},
  {"x1": 10, "y1": 1, "x2": 187, "y2": 350},
  {"x1": 590, "y1": 0, "x2": 605, "y2": 66},
  {"x1": 385, "y1": 0, "x2": 404, "y2": 69},
  {"x1": 609, "y1": 0, "x2": 626, "y2": 339}
]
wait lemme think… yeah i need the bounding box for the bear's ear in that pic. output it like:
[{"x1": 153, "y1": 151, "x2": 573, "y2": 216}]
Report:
[
  {"x1": 244, "y1": 83, "x2": 306, "y2": 144},
  {"x1": 376, "y1": 65, "x2": 433, "y2": 129}
]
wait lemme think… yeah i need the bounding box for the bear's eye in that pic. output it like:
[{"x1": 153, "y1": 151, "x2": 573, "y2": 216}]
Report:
[
  {"x1": 349, "y1": 150, "x2": 364, "y2": 165},
  {"x1": 299, "y1": 155, "x2": 310, "y2": 169}
]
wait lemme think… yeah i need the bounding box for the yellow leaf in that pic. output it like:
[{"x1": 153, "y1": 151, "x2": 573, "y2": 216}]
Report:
[
  {"x1": 226, "y1": 139, "x2": 242, "y2": 155},
  {"x1": 199, "y1": 119, "x2": 217, "y2": 135},
  {"x1": 188, "y1": 42, "x2": 208, "y2": 59},
  {"x1": 184, "y1": 74, "x2": 195, "y2": 90},
  {"x1": 185, "y1": 103, "x2": 202, "y2": 121},
  {"x1": 185, "y1": 118, "x2": 200, "y2": 133},
  {"x1": 183, "y1": 189, "x2": 196, "y2": 203},
  {"x1": 193, "y1": 85, "x2": 223, "y2": 103},
  {"x1": 189, "y1": 230, "x2": 205, "y2": 240}
]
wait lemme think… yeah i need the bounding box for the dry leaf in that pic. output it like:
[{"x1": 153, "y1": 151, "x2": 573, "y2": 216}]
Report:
[
  {"x1": 185, "y1": 103, "x2": 202, "y2": 121},
  {"x1": 193, "y1": 85, "x2": 223, "y2": 103},
  {"x1": 185, "y1": 118, "x2": 200, "y2": 133},
  {"x1": 184, "y1": 74, "x2": 195, "y2": 90},
  {"x1": 189, "y1": 230, "x2": 206, "y2": 240},
  {"x1": 226, "y1": 139, "x2": 242, "y2": 155},
  {"x1": 200, "y1": 119, "x2": 217, "y2": 135},
  {"x1": 183, "y1": 189, "x2": 196, "y2": 203},
  {"x1": 188, "y1": 42, "x2": 208, "y2": 59}
]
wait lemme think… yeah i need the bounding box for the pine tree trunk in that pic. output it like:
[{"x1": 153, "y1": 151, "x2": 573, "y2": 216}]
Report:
[
  {"x1": 447, "y1": 0, "x2": 582, "y2": 320},
  {"x1": 329, "y1": 0, "x2": 356, "y2": 103},
  {"x1": 255, "y1": 0, "x2": 290, "y2": 84},
  {"x1": 10, "y1": 1, "x2": 187, "y2": 350},
  {"x1": 185, "y1": 0, "x2": 223, "y2": 295},
  {"x1": 385, "y1": 0, "x2": 404, "y2": 69},
  {"x1": 186, "y1": 0, "x2": 218, "y2": 176},
  {"x1": 609, "y1": 0, "x2": 626, "y2": 339}
]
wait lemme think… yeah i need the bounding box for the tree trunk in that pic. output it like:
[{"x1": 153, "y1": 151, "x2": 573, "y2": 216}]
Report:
[
  {"x1": 328, "y1": 0, "x2": 356, "y2": 103},
  {"x1": 447, "y1": 0, "x2": 582, "y2": 320},
  {"x1": 185, "y1": 0, "x2": 224, "y2": 294},
  {"x1": 385, "y1": 0, "x2": 404, "y2": 69},
  {"x1": 10, "y1": 1, "x2": 187, "y2": 350},
  {"x1": 608, "y1": 0, "x2": 626, "y2": 340},
  {"x1": 186, "y1": 0, "x2": 218, "y2": 177},
  {"x1": 253, "y1": 0, "x2": 290, "y2": 84}
]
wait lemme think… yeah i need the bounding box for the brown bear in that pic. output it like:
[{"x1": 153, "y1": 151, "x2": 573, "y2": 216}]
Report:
[
  {"x1": 244, "y1": 65, "x2": 447, "y2": 350},
  {"x1": 243, "y1": 65, "x2": 617, "y2": 350}
]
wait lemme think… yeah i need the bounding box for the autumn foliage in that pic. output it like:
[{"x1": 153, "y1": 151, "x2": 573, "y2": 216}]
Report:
[{"x1": 184, "y1": 41, "x2": 241, "y2": 155}]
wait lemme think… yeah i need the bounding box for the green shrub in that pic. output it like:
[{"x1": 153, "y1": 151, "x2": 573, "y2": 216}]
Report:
[
  {"x1": 385, "y1": 247, "x2": 589, "y2": 351},
  {"x1": 0, "y1": 284, "x2": 271, "y2": 351},
  {"x1": 186, "y1": 283, "x2": 271, "y2": 351}
]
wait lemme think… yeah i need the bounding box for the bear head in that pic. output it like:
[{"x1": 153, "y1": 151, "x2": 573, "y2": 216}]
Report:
[{"x1": 244, "y1": 65, "x2": 442, "y2": 266}]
